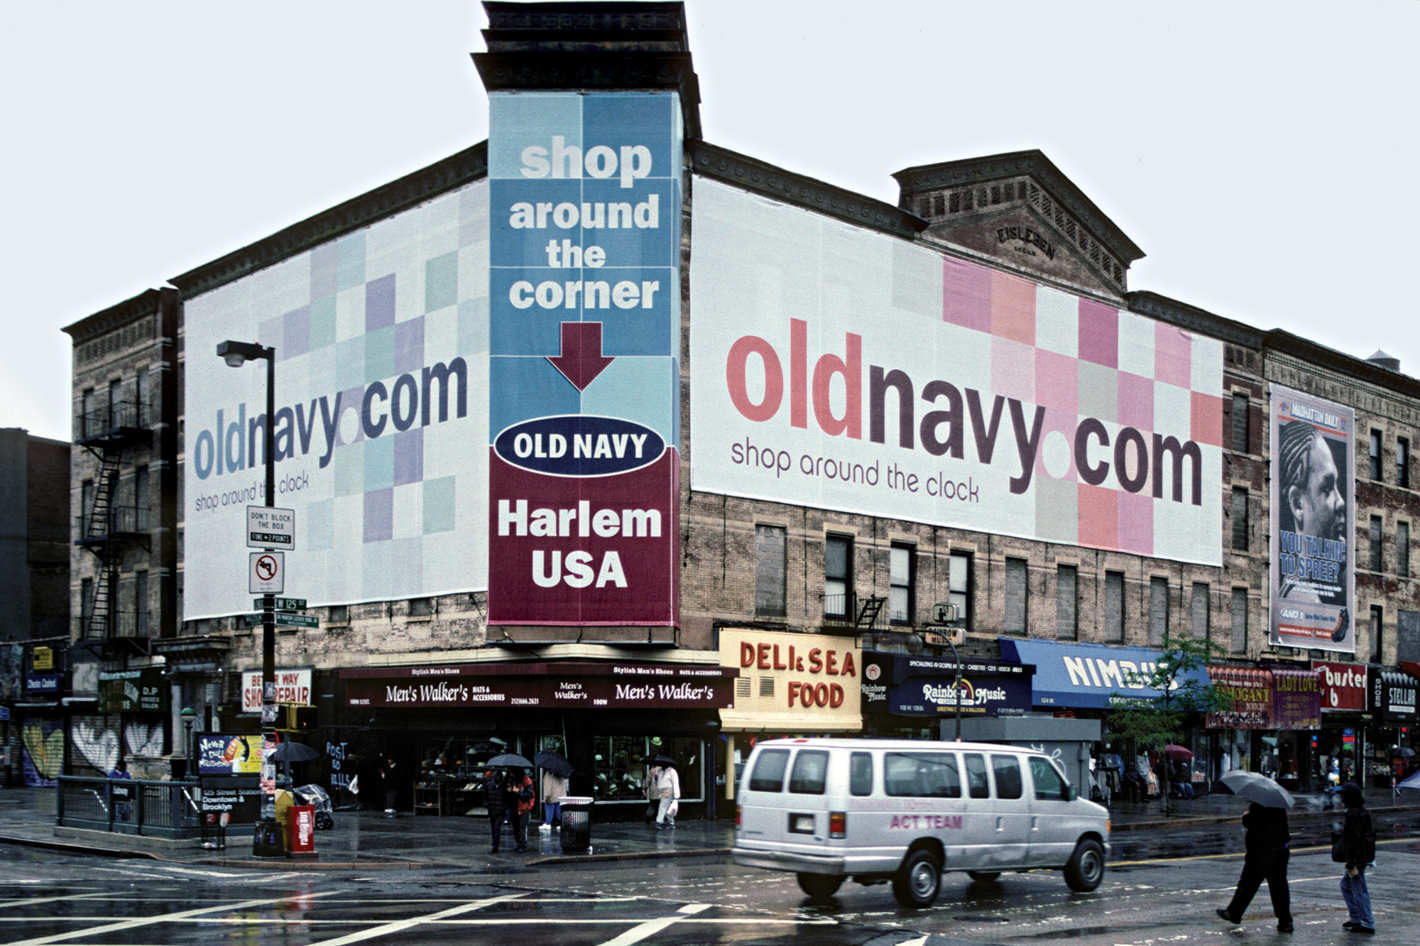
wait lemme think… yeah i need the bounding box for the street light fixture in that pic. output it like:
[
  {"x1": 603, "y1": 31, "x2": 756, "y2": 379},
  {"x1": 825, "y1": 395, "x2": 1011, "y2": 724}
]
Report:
[{"x1": 216, "y1": 339, "x2": 281, "y2": 857}]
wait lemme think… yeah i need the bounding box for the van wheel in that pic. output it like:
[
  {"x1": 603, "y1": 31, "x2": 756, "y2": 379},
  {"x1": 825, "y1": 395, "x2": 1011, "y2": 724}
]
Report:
[
  {"x1": 892, "y1": 849, "x2": 941, "y2": 908},
  {"x1": 796, "y1": 872, "x2": 844, "y2": 900},
  {"x1": 967, "y1": 871, "x2": 1000, "y2": 882},
  {"x1": 1064, "y1": 839, "x2": 1105, "y2": 892}
]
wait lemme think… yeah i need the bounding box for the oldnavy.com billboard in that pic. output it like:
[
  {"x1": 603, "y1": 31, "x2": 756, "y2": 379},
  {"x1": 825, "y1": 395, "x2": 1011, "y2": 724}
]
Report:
[
  {"x1": 487, "y1": 92, "x2": 682, "y2": 625},
  {"x1": 689, "y1": 180, "x2": 1223, "y2": 566}
]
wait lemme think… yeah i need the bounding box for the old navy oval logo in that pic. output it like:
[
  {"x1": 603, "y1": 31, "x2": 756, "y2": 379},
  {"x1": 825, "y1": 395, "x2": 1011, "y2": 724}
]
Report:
[{"x1": 495, "y1": 415, "x2": 665, "y2": 477}]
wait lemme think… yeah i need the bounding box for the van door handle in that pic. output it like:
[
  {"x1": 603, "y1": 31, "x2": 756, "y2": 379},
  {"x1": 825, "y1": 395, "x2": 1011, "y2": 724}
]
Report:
[
  {"x1": 1031, "y1": 815, "x2": 1039, "y2": 832},
  {"x1": 995, "y1": 816, "x2": 1004, "y2": 831}
]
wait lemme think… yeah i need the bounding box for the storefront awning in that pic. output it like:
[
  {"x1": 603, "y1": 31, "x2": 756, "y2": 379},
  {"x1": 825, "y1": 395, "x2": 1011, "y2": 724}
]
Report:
[
  {"x1": 1206, "y1": 665, "x2": 1273, "y2": 729},
  {"x1": 998, "y1": 638, "x2": 1209, "y2": 710},
  {"x1": 1371, "y1": 667, "x2": 1418, "y2": 721}
]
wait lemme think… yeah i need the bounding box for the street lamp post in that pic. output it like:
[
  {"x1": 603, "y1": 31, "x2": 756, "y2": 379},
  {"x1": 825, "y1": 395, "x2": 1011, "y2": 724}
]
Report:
[{"x1": 216, "y1": 339, "x2": 280, "y2": 857}]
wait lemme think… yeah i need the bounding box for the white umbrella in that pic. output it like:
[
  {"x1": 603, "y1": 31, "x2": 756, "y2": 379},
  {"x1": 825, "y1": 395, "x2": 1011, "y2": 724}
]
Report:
[
  {"x1": 1398, "y1": 770, "x2": 1420, "y2": 791},
  {"x1": 1220, "y1": 770, "x2": 1294, "y2": 808}
]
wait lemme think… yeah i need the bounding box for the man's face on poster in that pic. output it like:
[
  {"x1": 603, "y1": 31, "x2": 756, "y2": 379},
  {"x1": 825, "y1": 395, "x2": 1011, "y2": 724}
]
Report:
[{"x1": 1292, "y1": 436, "x2": 1345, "y2": 540}]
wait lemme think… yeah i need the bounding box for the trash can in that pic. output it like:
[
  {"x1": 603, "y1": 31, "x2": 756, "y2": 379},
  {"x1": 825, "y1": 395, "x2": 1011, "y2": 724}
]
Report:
[
  {"x1": 559, "y1": 796, "x2": 594, "y2": 853},
  {"x1": 287, "y1": 805, "x2": 317, "y2": 857}
]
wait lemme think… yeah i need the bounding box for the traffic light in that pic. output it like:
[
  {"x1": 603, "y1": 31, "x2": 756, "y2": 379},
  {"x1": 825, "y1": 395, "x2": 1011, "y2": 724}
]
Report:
[{"x1": 282, "y1": 705, "x2": 317, "y2": 730}]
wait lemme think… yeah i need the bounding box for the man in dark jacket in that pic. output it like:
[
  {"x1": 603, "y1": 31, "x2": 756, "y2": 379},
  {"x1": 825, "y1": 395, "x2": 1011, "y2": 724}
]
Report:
[
  {"x1": 1217, "y1": 802, "x2": 1293, "y2": 933},
  {"x1": 1339, "y1": 782, "x2": 1376, "y2": 934},
  {"x1": 485, "y1": 768, "x2": 508, "y2": 853}
]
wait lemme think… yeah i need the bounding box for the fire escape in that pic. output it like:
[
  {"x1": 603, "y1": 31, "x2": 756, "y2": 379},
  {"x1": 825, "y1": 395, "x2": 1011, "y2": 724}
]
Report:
[{"x1": 77, "y1": 392, "x2": 153, "y2": 657}]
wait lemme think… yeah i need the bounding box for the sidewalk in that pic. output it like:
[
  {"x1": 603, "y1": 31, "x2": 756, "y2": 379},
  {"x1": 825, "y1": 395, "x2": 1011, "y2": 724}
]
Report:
[{"x1": 1, "y1": 785, "x2": 1414, "y2": 871}]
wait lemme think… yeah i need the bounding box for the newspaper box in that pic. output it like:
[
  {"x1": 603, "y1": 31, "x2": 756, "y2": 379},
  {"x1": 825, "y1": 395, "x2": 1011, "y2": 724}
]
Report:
[{"x1": 287, "y1": 805, "x2": 317, "y2": 857}]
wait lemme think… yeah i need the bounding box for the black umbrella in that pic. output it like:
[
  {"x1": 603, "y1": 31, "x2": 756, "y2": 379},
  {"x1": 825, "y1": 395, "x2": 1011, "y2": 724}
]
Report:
[
  {"x1": 535, "y1": 751, "x2": 574, "y2": 777},
  {"x1": 486, "y1": 752, "x2": 533, "y2": 769},
  {"x1": 268, "y1": 741, "x2": 320, "y2": 763}
]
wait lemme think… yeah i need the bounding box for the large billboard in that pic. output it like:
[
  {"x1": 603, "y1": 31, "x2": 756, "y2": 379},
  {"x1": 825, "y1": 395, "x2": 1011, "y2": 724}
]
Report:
[
  {"x1": 183, "y1": 182, "x2": 489, "y2": 618},
  {"x1": 1269, "y1": 384, "x2": 1354, "y2": 653},
  {"x1": 486, "y1": 92, "x2": 682, "y2": 625},
  {"x1": 688, "y1": 180, "x2": 1223, "y2": 565}
]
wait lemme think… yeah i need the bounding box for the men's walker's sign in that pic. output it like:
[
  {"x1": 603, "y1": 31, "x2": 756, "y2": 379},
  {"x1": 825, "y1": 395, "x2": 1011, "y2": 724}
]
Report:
[
  {"x1": 688, "y1": 180, "x2": 1224, "y2": 565},
  {"x1": 487, "y1": 92, "x2": 682, "y2": 624}
]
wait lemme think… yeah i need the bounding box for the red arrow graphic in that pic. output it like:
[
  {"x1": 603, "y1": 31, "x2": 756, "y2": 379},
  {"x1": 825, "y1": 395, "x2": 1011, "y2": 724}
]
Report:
[{"x1": 547, "y1": 321, "x2": 614, "y2": 391}]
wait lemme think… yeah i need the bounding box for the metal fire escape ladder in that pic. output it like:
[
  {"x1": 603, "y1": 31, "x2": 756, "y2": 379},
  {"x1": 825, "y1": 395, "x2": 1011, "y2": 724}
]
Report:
[
  {"x1": 855, "y1": 594, "x2": 885, "y2": 630},
  {"x1": 84, "y1": 452, "x2": 123, "y2": 640}
]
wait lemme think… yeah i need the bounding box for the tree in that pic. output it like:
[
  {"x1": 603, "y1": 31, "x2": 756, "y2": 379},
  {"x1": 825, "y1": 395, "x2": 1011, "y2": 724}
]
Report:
[{"x1": 1107, "y1": 633, "x2": 1232, "y2": 813}]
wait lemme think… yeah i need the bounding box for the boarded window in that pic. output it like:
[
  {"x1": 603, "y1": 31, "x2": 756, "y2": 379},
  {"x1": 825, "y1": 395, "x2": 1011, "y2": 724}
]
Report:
[
  {"x1": 1105, "y1": 571, "x2": 1125, "y2": 642},
  {"x1": 1056, "y1": 565, "x2": 1077, "y2": 640},
  {"x1": 1398, "y1": 610, "x2": 1420, "y2": 663},
  {"x1": 1230, "y1": 587, "x2": 1248, "y2": 654},
  {"x1": 1370, "y1": 516, "x2": 1383, "y2": 572},
  {"x1": 1231, "y1": 487, "x2": 1249, "y2": 551},
  {"x1": 1149, "y1": 577, "x2": 1169, "y2": 646},
  {"x1": 755, "y1": 525, "x2": 786, "y2": 616},
  {"x1": 1191, "y1": 582, "x2": 1210, "y2": 644},
  {"x1": 1005, "y1": 558, "x2": 1028, "y2": 634},
  {"x1": 1230, "y1": 393, "x2": 1249, "y2": 453}
]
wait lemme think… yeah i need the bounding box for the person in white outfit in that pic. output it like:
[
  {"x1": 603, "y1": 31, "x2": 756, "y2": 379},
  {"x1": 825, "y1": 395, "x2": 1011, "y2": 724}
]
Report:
[{"x1": 655, "y1": 763, "x2": 680, "y2": 829}]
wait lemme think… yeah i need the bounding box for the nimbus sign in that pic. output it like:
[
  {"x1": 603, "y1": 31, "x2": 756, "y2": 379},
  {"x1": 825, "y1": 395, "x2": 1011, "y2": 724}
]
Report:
[{"x1": 690, "y1": 180, "x2": 1224, "y2": 566}]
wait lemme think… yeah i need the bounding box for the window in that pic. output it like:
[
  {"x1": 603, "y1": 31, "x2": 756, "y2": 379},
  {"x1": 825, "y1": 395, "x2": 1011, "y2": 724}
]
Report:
[
  {"x1": 135, "y1": 367, "x2": 148, "y2": 426},
  {"x1": 850, "y1": 752, "x2": 874, "y2": 796},
  {"x1": 1231, "y1": 487, "x2": 1249, "y2": 551},
  {"x1": 755, "y1": 525, "x2": 786, "y2": 616},
  {"x1": 963, "y1": 753, "x2": 990, "y2": 798},
  {"x1": 889, "y1": 543, "x2": 914, "y2": 624},
  {"x1": 1400, "y1": 522, "x2": 1410, "y2": 579},
  {"x1": 1370, "y1": 429, "x2": 1383, "y2": 481},
  {"x1": 328, "y1": 605, "x2": 350, "y2": 625},
  {"x1": 134, "y1": 571, "x2": 148, "y2": 636},
  {"x1": 789, "y1": 751, "x2": 830, "y2": 794},
  {"x1": 80, "y1": 479, "x2": 94, "y2": 537},
  {"x1": 80, "y1": 577, "x2": 94, "y2": 635},
  {"x1": 1056, "y1": 565, "x2": 1078, "y2": 640},
  {"x1": 1230, "y1": 587, "x2": 1248, "y2": 654},
  {"x1": 885, "y1": 753, "x2": 961, "y2": 798},
  {"x1": 1005, "y1": 557, "x2": 1028, "y2": 634},
  {"x1": 1371, "y1": 606, "x2": 1384, "y2": 663},
  {"x1": 80, "y1": 388, "x2": 95, "y2": 438},
  {"x1": 409, "y1": 597, "x2": 434, "y2": 617},
  {"x1": 991, "y1": 754, "x2": 1023, "y2": 799},
  {"x1": 1148, "y1": 577, "x2": 1169, "y2": 646},
  {"x1": 1370, "y1": 516, "x2": 1383, "y2": 572},
  {"x1": 108, "y1": 378, "x2": 121, "y2": 430},
  {"x1": 949, "y1": 552, "x2": 972, "y2": 627},
  {"x1": 1230, "y1": 393, "x2": 1249, "y2": 453},
  {"x1": 824, "y1": 535, "x2": 852, "y2": 617},
  {"x1": 1399, "y1": 437, "x2": 1411, "y2": 489},
  {"x1": 1191, "y1": 582, "x2": 1211, "y2": 644},
  {"x1": 1105, "y1": 571, "x2": 1125, "y2": 642},
  {"x1": 134, "y1": 465, "x2": 149, "y2": 531},
  {"x1": 748, "y1": 749, "x2": 789, "y2": 793},
  {"x1": 1029, "y1": 757, "x2": 1067, "y2": 801}
]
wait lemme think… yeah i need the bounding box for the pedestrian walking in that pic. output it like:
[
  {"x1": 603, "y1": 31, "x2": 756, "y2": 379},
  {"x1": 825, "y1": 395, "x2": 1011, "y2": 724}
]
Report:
[
  {"x1": 654, "y1": 761, "x2": 680, "y2": 830},
  {"x1": 484, "y1": 767, "x2": 509, "y2": 853},
  {"x1": 1337, "y1": 782, "x2": 1376, "y2": 934},
  {"x1": 1217, "y1": 802, "x2": 1293, "y2": 933},
  {"x1": 540, "y1": 767, "x2": 568, "y2": 831},
  {"x1": 508, "y1": 768, "x2": 535, "y2": 852}
]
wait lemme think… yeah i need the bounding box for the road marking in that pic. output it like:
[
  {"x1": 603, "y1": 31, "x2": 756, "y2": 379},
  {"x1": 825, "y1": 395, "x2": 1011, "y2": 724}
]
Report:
[
  {"x1": 308, "y1": 892, "x2": 528, "y2": 946},
  {"x1": 0, "y1": 892, "x2": 106, "y2": 909},
  {"x1": 896, "y1": 937, "x2": 930, "y2": 946},
  {"x1": 595, "y1": 903, "x2": 711, "y2": 946},
  {"x1": 1112, "y1": 836, "x2": 1414, "y2": 868},
  {"x1": 3, "y1": 892, "x2": 334, "y2": 946}
]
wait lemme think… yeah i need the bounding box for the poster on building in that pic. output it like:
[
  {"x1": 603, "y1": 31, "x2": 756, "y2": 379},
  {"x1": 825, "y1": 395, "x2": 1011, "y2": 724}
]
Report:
[
  {"x1": 717, "y1": 627, "x2": 862, "y2": 731},
  {"x1": 21, "y1": 716, "x2": 63, "y2": 787},
  {"x1": 486, "y1": 91, "x2": 683, "y2": 625},
  {"x1": 196, "y1": 733, "x2": 265, "y2": 776},
  {"x1": 689, "y1": 179, "x2": 1224, "y2": 566},
  {"x1": 181, "y1": 180, "x2": 490, "y2": 619},
  {"x1": 1206, "y1": 665, "x2": 1273, "y2": 729},
  {"x1": 887, "y1": 656, "x2": 1033, "y2": 717},
  {"x1": 1271, "y1": 667, "x2": 1322, "y2": 730},
  {"x1": 1268, "y1": 385, "x2": 1354, "y2": 653}
]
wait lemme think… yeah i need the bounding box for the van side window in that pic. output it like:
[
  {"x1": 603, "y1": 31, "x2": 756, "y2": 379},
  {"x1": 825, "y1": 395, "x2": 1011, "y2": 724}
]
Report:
[
  {"x1": 1029, "y1": 757, "x2": 1068, "y2": 801},
  {"x1": 849, "y1": 752, "x2": 874, "y2": 796},
  {"x1": 884, "y1": 752, "x2": 960, "y2": 798},
  {"x1": 991, "y1": 754, "x2": 1023, "y2": 799},
  {"x1": 749, "y1": 749, "x2": 790, "y2": 792},
  {"x1": 789, "y1": 750, "x2": 829, "y2": 794},
  {"x1": 963, "y1": 753, "x2": 990, "y2": 798}
]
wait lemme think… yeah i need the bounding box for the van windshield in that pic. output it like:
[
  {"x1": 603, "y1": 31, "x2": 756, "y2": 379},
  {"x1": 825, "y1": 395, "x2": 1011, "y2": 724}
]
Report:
[{"x1": 748, "y1": 749, "x2": 790, "y2": 792}]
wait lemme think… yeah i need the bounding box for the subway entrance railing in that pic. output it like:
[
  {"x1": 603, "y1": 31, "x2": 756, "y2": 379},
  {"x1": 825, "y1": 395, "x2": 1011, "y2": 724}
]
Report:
[{"x1": 56, "y1": 776, "x2": 202, "y2": 838}]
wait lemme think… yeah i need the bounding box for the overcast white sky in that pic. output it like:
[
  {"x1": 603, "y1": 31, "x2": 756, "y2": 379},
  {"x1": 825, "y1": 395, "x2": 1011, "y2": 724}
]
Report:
[{"x1": 3, "y1": 0, "x2": 1417, "y2": 443}]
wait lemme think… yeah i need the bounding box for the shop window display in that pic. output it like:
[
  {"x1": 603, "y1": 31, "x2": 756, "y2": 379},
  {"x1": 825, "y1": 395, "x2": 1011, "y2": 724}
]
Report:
[{"x1": 591, "y1": 736, "x2": 703, "y2": 805}]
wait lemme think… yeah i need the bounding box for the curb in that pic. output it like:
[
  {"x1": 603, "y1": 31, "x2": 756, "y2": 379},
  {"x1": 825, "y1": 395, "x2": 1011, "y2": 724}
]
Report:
[
  {"x1": 0, "y1": 832, "x2": 159, "y2": 859},
  {"x1": 528, "y1": 846, "x2": 731, "y2": 866}
]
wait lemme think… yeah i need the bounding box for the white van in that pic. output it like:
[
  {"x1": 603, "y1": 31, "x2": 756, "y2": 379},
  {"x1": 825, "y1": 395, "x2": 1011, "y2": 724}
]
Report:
[{"x1": 732, "y1": 738, "x2": 1110, "y2": 907}]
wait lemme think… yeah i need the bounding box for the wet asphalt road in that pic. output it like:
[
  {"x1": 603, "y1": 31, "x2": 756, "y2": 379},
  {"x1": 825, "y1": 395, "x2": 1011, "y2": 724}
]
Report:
[{"x1": 2, "y1": 819, "x2": 1417, "y2": 945}]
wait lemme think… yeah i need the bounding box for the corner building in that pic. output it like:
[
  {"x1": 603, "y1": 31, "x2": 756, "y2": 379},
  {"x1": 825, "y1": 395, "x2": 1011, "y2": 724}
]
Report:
[{"x1": 58, "y1": 2, "x2": 1420, "y2": 816}]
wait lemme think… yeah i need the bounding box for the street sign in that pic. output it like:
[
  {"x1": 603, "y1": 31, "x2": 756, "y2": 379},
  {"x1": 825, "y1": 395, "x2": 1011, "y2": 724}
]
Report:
[
  {"x1": 246, "y1": 506, "x2": 295, "y2": 550},
  {"x1": 252, "y1": 597, "x2": 307, "y2": 612},
  {"x1": 249, "y1": 551, "x2": 284, "y2": 594},
  {"x1": 235, "y1": 611, "x2": 319, "y2": 629}
]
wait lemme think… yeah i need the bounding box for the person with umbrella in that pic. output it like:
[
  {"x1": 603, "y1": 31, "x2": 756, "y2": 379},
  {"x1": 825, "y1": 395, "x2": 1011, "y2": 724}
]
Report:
[
  {"x1": 650, "y1": 754, "x2": 680, "y2": 830},
  {"x1": 1337, "y1": 782, "x2": 1376, "y2": 934},
  {"x1": 483, "y1": 764, "x2": 509, "y2": 853},
  {"x1": 535, "y1": 750, "x2": 572, "y2": 832},
  {"x1": 1216, "y1": 771, "x2": 1294, "y2": 934}
]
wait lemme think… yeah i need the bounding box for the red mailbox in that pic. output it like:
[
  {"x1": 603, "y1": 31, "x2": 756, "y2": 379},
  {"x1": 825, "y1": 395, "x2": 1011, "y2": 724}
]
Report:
[{"x1": 287, "y1": 805, "x2": 316, "y2": 856}]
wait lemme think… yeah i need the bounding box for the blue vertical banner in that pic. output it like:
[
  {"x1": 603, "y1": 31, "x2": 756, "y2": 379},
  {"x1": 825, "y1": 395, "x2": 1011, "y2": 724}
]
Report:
[{"x1": 488, "y1": 92, "x2": 682, "y2": 625}]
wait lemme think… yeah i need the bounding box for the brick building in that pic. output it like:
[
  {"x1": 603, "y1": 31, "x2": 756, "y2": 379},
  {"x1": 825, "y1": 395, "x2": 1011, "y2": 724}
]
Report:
[{"x1": 53, "y1": 1, "x2": 1419, "y2": 814}]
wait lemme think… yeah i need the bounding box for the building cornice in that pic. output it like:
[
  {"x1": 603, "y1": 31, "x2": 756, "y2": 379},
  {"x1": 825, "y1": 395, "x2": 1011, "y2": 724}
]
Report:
[
  {"x1": 1264, "y1": 329, "x2": 1420, "y2": 398},
  {"x1": 691, "y1": 141, "x2": 927, "y2": 240},
  {"x1": 1126, "y1": 290, "x2": 1265, "y2": 350},
  {"x1": 170, "y1": 143, "x2": 487, "y2": 300},
  {"x1": 61, "y1": 288, "x2": 163, "y2": 343}
]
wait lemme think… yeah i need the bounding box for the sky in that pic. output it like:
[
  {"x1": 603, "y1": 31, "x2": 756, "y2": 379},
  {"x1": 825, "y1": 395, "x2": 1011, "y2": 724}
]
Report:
[{"x1": 3, "y1": 0, "x2": 1417, "y2": 443}]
